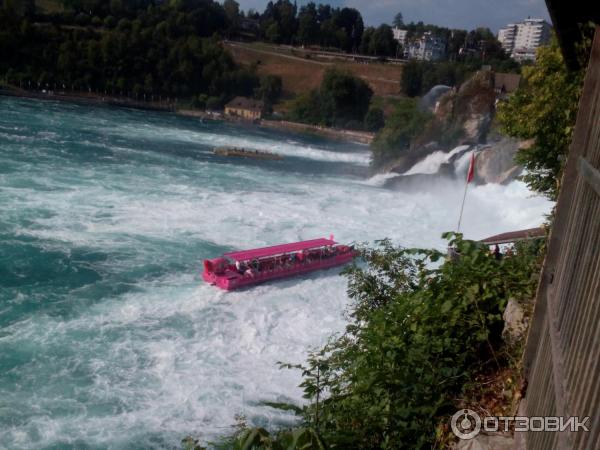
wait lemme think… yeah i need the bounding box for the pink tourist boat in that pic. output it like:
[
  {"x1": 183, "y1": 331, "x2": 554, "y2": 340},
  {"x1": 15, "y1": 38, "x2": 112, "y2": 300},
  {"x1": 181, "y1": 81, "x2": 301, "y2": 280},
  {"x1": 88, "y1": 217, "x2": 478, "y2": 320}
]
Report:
[{"x1": 202, "y1": 236, "x2": 356, "y2": 290}]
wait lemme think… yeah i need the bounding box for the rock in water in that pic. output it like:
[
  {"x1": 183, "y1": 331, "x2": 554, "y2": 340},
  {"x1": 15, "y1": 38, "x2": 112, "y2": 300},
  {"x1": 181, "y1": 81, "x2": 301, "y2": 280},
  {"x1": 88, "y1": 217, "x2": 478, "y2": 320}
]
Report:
[
  {"x1": 411, "y1": 70, "x2": 496, "y2": 150},
  {"x1": 474, "y1": 137, "x2": 523, "y2": 185}
]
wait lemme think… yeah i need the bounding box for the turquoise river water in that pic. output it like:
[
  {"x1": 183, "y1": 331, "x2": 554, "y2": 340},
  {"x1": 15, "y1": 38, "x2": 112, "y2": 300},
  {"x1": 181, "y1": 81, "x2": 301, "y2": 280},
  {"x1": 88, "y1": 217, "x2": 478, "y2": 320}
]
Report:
[{"x1": 0, "y1": 97, "x2": 552, "y2": 449}]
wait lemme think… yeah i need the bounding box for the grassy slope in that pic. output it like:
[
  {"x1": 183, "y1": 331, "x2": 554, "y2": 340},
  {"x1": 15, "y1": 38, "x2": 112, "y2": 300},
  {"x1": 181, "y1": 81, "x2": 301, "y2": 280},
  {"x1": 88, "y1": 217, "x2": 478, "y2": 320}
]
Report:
[
  {"x1": 34, "y1": 0, "x2": 64, "y2": 13},
  {"x1": 225, "y1": 41, "x2": 403, "y2": 99}
]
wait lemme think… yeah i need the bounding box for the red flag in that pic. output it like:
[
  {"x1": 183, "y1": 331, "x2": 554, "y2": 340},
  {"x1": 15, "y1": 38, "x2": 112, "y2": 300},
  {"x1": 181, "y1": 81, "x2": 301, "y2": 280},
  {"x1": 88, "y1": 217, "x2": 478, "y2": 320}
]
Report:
[{"x1": 466, "y1": 152, "x2": 476, "y2": 183}]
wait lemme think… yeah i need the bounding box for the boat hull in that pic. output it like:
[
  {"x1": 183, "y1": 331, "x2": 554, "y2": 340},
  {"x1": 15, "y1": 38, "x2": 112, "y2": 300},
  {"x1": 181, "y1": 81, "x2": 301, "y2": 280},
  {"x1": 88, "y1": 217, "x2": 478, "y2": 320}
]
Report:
[{"x1": 202, "y1": 252, "x2": 354, "y2": 291}]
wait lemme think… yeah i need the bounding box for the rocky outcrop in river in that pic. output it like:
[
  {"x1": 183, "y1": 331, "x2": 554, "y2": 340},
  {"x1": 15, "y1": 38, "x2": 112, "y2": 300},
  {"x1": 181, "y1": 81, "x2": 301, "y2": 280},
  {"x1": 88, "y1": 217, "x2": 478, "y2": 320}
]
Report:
[{"x1": 381, "y1": 70, "x2": 524, "y2": 190}]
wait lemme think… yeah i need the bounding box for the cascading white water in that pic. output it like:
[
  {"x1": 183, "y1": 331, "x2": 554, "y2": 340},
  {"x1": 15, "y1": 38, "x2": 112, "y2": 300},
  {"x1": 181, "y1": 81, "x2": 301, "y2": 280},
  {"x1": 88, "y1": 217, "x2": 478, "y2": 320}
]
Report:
[{"x1": 0, "y1": 97, "x2": 553, "y2": 449}]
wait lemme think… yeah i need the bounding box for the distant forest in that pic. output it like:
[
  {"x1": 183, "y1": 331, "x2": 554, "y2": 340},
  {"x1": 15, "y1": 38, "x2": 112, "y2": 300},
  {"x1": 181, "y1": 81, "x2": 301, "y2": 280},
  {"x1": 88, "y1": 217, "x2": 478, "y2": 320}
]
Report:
[{"x1": 0, "y1": 1, "x2": 517, "y2": 100}]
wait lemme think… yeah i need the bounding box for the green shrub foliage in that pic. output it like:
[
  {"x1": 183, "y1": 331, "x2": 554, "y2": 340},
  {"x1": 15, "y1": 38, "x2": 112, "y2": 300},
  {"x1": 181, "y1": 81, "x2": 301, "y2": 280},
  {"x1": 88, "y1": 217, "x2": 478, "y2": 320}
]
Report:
[
  {"x1": 0, "y1": 1, "x2": 256, "y2": 100},
  {"x1": 370, "y1": 98, "x2": 432, "y2": 166},
  {"x1": 497, "y1": 38, "x2": 585, "y2": 199},
  {"x1": 289, "y1": 69, "x2": 373, "y2": 128},
  {"x1": 288, "y1": 234, "x2": 542, "y2": 449}
]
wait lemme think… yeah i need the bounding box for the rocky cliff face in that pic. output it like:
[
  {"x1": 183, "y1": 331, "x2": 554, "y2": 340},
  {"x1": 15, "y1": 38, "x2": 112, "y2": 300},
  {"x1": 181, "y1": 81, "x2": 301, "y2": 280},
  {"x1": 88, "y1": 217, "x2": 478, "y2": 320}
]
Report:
[
  {"x1": 474, "y1": 137, "x2": 523, "y2": 185},
  {"x1": 414, "y1": 70, "x2": 496, "y2": 149},
  {"x1": 382, "y1": 71, "x2": 523, "y2": 188}
]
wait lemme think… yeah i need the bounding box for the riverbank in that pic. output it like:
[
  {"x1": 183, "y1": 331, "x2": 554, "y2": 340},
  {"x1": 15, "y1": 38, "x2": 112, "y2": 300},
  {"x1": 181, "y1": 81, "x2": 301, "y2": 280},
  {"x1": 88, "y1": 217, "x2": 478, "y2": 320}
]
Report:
[
  {"x1": 176, "y1": 109, "x2": 374, "y2": 144},
  {"x1": 1, "y1": 86, "x2": 374, "y2": 145},
  {"x1": 0, "y1": 86, "x2": 175, "y2": 112},
  {"x1": 260, "y1": 119, "x2": 374, "y2": 145}
]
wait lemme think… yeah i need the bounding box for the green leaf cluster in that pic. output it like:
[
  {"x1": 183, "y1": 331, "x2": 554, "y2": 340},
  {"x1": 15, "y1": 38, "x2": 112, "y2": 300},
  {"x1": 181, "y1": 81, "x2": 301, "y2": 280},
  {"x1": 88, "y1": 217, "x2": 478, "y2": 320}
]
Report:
[
  {"x1": 288, "y1": 69, "x2": 373, "y2": 128},
  {"x1": 370, "y1": 98, "x2": 432, "y2": 166},
  {"x1": 496, "y1": 37, "x2": 585, "y2": 199},
  {"x1": 289, "y1": 234, "x2": 543, "y2": 449},
  {"x1": 0, "y1": 1, "x2": 258, "y2": 102}
]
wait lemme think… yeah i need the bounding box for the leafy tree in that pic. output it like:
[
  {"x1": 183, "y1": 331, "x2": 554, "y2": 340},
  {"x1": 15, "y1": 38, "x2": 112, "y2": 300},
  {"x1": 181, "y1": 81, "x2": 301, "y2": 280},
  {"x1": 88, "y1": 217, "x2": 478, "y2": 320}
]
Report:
[
  {"x1": 364, "y1": 107, "x2": 385, "y2": 131},
  {"x1": 371, "y1": 98, "x2": 432, "y2": 166},
  {"x1": 260, "y1": 0, "x2": 297, "y2": 44},
  {"x1": 320, "y1": 69, "x2": 373, "y2": 126},
  {"x1": 223, "y1": 0, "x2": 239, "y2": 22},
  {"x1": 0, "y1": 0, "x2": 259, "y2": 105},
  {"x1": 288, "y1": 90, "x2": 323, "y2": 124},
  {"x1": 400, "y1": 60, "x2": 424, "y2": 96},
  {"x1": 265, "y1": 21, "x2": 281, "y2": 43},
  {"x1": 359, "y1": 27, "x2": 373, "y2": 54},
  {"x1": 334, "y1": 7, "x2": 363, "y2": 52},
  {"x1": 288, "y1": 69, "x2": 372, "y2": 128},
  {"x1": 297, "y1": 2, "x2": 318, "y2": 46},
  {"x1": 255, "y1": 74, "x2": 282, "y2": 111},
  {"x1": 368, "y1": 24, "x2": 395, "y2": 57},
  {"x1": 360, "y1": 25, "x2": 395, "y2": 57},
  {"x1": 103, "y1": 15, "x2": 116, "y2": 28},
  {"x1": 497, "y1": 38, "x2": 584, "y2": 199},
  {"x1": 393, "y1": 11, "x2": 404, "y2": 28}
]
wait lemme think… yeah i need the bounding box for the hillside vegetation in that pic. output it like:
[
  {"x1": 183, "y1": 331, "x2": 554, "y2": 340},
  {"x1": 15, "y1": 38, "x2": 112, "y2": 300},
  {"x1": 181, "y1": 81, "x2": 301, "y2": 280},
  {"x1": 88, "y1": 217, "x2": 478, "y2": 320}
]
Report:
[{"x1": 225, "y1": 42, "x2": 403, "y2": 97}]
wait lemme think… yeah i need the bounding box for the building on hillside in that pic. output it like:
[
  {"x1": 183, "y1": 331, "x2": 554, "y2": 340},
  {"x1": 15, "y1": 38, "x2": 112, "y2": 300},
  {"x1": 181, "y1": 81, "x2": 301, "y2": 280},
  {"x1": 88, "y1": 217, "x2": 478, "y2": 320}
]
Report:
[
  {"x1": 497, "y1": 25, "x2": 517, "y2": 53},
  {"x1": 497, "y1": 18, "x2": 552, "y2": 61},
  {"x1": 224, "y1": 97, "x2": 263, "y2": 121},
  {"x1": 392, "y1": 27, "x2": 408, "y2": 47},
  {"x1": 406, "y1": 32, "x2": 446, "y2": 61}
]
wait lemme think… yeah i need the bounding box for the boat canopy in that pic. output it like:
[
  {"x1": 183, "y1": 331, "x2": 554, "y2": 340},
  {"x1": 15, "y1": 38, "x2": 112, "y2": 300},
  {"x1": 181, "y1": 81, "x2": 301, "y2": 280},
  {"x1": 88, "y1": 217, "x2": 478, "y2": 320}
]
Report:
[{"x1": 224, "y1": 238, "x2": 337, "y2": 261}]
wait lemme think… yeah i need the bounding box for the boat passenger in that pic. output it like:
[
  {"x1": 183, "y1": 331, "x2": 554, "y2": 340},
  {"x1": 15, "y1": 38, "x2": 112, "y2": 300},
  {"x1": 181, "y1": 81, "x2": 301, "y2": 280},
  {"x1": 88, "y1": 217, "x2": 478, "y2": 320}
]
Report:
[
  {"x1": 235, "y1": 260, "x2": 243, "y2": 273},
  {"x1": 494, "y1": 244, "x2": 502, "y2": 261}
]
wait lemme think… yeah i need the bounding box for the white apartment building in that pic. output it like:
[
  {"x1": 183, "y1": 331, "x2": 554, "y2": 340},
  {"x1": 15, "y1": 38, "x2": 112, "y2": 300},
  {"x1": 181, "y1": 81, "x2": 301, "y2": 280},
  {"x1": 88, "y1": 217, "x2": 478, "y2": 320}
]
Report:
[
  {"x1": 406, "y1": 32, "x2": 446, "y2": 61},
  {"x1": 497, "y1": 18, "x2": 552, "y2": 61},
  {"x1": 392, "y1": 27, "x2": 408, "y2": 47},
  {"x1": 497, "y1": 25, "x2": 517, "y2": 53}
]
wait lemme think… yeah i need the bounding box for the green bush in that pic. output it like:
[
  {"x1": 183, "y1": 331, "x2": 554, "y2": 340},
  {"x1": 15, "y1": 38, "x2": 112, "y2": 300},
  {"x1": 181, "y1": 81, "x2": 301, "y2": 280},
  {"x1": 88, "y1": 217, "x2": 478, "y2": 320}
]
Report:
[
  {"x1": 206, "y1": 96, "x2": 222, "y2": 111},
  {"x1": 370, "y1": 98, "x2": 432, "y2": 166},
  {"x1": 255, "y1": 74, "x2": 283, "y2": 111},
  {"x1": 228, "y1": 427, "x2": 326, "y2": 450},
  {"x1": 288, "y1": 234, "x2": 543, "y2": 449},
  {"x1": 288, "y1": 91, "x2": 323, "y2": 125},
  {"x1": 103, "y1": 15, "x2": 116, "y2": 28},
  {"x1": 401, "y1": 58, "x2": 518, "y2": 98},
  {"x1": 364, "y1": 107, "x2": 385, "y2": 131},
  {"x1": 0, "y1": 3, "x2": 248, "y2": 102},
  {"x1": 497, "y1": 38, "x2": 585, "y2": 199},
  {"x1": 289, "y1": 69, "x2": 373, "y2": 129},
  {"x1": 400, "y1": 60, "x2": 425, "y2": 97}
]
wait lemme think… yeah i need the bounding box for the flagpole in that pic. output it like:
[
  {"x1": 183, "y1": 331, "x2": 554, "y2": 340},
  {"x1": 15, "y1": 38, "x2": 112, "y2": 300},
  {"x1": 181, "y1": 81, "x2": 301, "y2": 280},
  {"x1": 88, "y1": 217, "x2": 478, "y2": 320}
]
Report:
[
  {"x1": 457, "y1": 151, "x2": 476, "y2": 233},
  {"x1": 456, "y1": 180, "x2": 469, "y2": 233}
]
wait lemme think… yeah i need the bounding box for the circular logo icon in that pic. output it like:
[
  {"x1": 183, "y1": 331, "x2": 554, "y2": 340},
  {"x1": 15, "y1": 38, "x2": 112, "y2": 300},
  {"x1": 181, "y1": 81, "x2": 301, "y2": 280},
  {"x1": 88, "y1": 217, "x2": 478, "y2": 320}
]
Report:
[{"x1": 451, "y1": 409, "x2": 481, "y2": 440}]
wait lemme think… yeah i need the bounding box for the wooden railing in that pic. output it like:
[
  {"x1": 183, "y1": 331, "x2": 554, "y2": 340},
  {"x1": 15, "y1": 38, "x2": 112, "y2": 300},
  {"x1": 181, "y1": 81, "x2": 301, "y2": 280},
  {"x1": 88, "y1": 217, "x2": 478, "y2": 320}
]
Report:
[{"x1": 518, "y1": 26, "x2": 600, "y2": 450}]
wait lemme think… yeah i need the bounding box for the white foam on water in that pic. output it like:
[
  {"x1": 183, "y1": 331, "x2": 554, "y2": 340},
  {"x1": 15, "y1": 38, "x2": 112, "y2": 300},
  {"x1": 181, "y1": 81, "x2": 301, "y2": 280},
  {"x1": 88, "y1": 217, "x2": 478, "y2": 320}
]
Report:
[
  {"x1": 112, "y1": 123, "x2": 372, "y2": 165},
  {"x1": 361, "y1": 172, "x2": 401, "y2": 187},
  {"x1": 404, "y1": 145, "x2": 470, "y2": 175},
  {"x1": 0, "y1": 100, "x2": 554, "y2": 449},
  {"x1": 454, "y1": 149, "x2": 474, "y2": 174}
]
